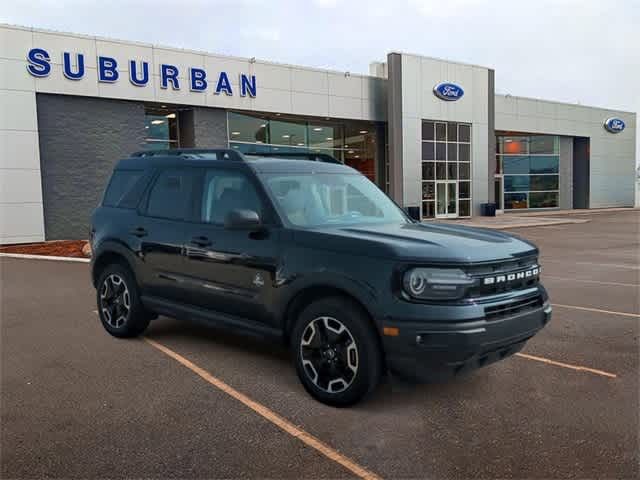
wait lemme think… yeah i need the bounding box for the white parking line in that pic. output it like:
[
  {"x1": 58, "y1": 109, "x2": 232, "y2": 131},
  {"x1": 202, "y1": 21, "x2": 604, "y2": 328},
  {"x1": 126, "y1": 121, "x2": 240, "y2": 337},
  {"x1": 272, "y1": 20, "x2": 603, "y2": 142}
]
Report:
[
  {"x1": 0, "y1": 252, "x2": 90, "y2": 263},
  {"x1": 544, "y1": 259, "x2": 640, "y2": 271},
  {"x1": 543, "y1": 275, "x2": 639, "y2": 288},
  {"x1": 552, "y1": 303, "x2": 640, "y2": 318}
]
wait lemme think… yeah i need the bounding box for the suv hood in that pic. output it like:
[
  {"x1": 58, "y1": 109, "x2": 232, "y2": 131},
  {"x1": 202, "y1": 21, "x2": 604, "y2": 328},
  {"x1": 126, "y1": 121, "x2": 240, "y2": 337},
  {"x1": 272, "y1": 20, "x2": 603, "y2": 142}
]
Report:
[{"x1": 297, "y1": 222, "x2": 537, "y2": 264}]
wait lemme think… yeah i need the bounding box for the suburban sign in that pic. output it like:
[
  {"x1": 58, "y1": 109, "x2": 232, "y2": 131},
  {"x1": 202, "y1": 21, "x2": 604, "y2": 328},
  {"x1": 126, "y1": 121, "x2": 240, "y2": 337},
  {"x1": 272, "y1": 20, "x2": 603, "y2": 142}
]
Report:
[
  {"x1": 433, "y1": 82, "x2": 464, "y2": 101},
  {"x1": 26, "y1": 48, "x2": 257, "y2": 97},
  {"x1": 603, "y1": 117, "x2": 625, "y2": 134}
]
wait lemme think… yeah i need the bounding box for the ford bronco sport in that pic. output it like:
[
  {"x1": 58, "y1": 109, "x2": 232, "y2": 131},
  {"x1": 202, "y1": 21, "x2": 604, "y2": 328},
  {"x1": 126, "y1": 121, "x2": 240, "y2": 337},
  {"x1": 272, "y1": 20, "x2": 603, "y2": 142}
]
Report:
[{"x1": 91, "y1": 148, "x2": 552, "y2": 406}]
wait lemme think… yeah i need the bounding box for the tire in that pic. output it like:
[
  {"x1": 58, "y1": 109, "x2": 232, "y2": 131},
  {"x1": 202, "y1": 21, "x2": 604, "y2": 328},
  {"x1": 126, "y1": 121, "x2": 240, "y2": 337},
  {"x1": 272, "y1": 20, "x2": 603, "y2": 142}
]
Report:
[
  {"x1": 291, "y1": 297, "x2": 383, "y2": 407},
  {"x1": 96, "y1": 263, "x2": 150, "y2": 338}
]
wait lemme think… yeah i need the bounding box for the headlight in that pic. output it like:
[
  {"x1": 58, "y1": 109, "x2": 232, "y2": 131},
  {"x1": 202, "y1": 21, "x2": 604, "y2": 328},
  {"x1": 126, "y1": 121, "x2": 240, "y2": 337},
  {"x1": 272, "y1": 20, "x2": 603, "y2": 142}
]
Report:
[{"x1": 403, "y1": 268, "x2": 475, "y2": 300}]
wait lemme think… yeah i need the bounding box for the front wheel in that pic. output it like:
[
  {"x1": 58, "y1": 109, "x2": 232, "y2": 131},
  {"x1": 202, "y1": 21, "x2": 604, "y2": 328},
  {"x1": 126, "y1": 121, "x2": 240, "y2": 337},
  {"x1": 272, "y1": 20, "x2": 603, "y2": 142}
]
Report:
[
  {"x1": 97, "y1": 264, "x2": 150, "y2": 338},
  {"x1": 291, "y1": 297, "x2": 382, "y2": 407}
]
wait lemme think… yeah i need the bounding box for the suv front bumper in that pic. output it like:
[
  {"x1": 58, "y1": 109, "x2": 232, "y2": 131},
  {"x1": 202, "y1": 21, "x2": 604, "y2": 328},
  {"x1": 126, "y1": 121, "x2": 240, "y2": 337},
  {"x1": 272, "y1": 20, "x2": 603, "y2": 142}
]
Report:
[{"x1": 382, "y1": 296, "x2": 552, "y2": 382}]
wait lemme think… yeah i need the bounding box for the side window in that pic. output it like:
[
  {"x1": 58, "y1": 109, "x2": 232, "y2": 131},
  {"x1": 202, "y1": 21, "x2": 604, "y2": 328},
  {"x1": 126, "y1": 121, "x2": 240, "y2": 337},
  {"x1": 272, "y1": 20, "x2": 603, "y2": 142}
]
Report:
[
  {"x1": 145, "y1": 169, "x2": 194, "y2": 221},
  {"x1": 200, "y1": 169, "x2": 262, "y2": 224},
  {"x1": 103, "y1": 170, "x2": 143, "y2": 208}
]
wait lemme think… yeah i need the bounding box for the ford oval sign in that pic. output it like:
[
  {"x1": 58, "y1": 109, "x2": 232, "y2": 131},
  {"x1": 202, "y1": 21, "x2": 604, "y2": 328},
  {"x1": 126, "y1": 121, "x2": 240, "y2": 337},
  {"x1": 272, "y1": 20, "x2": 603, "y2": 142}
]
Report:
[
  {"x1": 433, "y1": 82, "x2": 464, "y2": 101},
  {"x1": 603, "y1": 117, "x2": 625, "y2": 134}
]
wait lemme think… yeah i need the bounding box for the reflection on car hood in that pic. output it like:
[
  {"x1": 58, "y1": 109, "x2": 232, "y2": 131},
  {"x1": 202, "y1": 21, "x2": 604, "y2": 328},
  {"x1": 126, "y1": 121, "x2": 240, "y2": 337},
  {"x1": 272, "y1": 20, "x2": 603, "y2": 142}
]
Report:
[{"x1": 296, "y1": 222, "x2": 538, "y2": 264}]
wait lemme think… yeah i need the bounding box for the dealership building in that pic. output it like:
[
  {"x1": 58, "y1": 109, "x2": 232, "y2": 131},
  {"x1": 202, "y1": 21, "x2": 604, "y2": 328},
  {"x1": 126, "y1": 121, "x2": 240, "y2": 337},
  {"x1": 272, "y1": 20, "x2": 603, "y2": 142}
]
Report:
[{"x1": 0, "y1": 24, "x2": 637, "y2": 243}]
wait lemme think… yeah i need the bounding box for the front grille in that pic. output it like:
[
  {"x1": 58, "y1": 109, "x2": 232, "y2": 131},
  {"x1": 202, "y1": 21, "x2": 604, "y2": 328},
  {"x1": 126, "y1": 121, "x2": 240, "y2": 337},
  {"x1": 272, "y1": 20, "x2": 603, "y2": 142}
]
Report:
[
  {"x1": 484, "y1": 295, "x2": 543, "y2": 321},
  {"x1": 466, "y1": 256, "x2": 540, "y2": 297}
]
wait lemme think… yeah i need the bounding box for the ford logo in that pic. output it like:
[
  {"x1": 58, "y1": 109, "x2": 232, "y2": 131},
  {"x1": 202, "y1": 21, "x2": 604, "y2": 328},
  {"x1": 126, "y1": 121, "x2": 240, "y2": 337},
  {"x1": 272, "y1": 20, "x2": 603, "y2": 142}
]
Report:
[
  {"x1": 604, "y1": 117, "x2": 625, "y2": 133},
  {"x1": 433, "y1": 82, "x2": 464, "y2": 101}
]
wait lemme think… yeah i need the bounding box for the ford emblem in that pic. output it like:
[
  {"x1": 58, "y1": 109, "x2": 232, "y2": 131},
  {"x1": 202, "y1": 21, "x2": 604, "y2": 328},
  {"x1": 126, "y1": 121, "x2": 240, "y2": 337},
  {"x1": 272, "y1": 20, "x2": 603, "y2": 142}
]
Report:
[
  {"x1": 603, "y1": 117, "x2": 625, "y2": 133},
  {"x1": 433, "y1": 82, "x2": 464, "y2": 101}
]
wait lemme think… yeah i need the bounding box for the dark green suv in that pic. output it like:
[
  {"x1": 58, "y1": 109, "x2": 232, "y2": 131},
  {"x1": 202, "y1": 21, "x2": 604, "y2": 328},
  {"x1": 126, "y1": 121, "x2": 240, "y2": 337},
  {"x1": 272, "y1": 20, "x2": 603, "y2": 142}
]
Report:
[{"x1": 91, "y1": 149, "x2": 552, "y2": 406}]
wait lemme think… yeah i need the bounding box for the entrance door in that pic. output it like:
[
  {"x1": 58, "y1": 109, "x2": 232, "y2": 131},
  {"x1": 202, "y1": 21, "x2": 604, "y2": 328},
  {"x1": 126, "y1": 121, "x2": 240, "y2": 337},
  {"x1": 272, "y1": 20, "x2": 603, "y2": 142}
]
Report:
[{"x1": 435, "y1": 181, "x2": 458, "y2": 218}]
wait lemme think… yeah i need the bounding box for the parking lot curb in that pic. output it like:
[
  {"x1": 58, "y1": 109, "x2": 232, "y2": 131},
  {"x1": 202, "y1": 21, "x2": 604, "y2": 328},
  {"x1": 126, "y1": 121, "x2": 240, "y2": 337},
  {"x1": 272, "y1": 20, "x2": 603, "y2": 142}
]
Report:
[{"x1": 0, "y1": 253, "x2": 90, "y2": 263}]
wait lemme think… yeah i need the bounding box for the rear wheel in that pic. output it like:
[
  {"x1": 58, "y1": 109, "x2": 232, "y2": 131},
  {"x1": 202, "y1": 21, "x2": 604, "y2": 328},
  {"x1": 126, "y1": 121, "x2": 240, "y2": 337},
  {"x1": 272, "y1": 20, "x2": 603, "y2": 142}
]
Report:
[
  {"x1": 292, "y1": 297, "x2": 382, "y2": 406},
  {"x1": 97, "y1": 264, "x2": 150, "y2": 338}
]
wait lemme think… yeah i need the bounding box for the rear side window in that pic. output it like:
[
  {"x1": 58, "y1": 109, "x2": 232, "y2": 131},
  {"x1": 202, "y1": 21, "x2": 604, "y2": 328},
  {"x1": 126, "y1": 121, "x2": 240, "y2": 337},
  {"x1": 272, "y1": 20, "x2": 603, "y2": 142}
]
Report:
[
  {"x1": 145, "y1": 168, "x2": 194, "y2": 221},
  {"x1": 103, "y1": 170, "x2": 144, "y2": 208}
]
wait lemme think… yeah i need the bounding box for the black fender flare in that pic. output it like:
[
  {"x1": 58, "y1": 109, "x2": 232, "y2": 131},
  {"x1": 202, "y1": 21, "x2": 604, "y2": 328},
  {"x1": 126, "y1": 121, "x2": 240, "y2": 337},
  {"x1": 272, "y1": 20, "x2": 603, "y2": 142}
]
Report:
[
  {"x1": 275, "y1": 270, "x2": 382, "y2": 335},
  {"x1": 91, "y1": 239, "x2": 139, "y2": 286}
]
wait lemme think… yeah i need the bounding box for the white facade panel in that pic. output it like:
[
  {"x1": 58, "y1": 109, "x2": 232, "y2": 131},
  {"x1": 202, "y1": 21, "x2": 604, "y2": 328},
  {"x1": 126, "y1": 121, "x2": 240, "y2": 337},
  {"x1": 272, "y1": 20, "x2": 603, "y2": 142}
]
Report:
[
  {"x1": 328, "y1": 95, "x2": 362, "y2": 120},
  {"x1": 0, "y1": 89, "x2": 38, "y2": 131},
  {"x1": 291, "y1": 68, "x2": 328, "y2": 95},
  {"x1": 0, "y1": 169, "x2": 43, "y2": 204},
  {"x1": 0, "y1": 58, "x2": 36, "y2": 91},
  {"x1": 291, "y1": 91, "x2": 329, "y2": 117},
  {"x1": 0, "y1": 130, "x2": 40, "y2": 170},
  {"x1": 0, "y1": 203, "x2": 45, "y2": 243}
]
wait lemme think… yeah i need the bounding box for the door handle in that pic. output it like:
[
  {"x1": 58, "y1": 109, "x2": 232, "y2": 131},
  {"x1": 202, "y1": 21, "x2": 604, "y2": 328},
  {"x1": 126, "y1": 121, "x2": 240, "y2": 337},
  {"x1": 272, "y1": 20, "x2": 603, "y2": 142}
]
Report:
[
  {"x1": 130, "y1": 227, "x2": 148, "y2": 238},
  {"x1": 190, "y1": 236, "x2": 212, "y2": 247}
]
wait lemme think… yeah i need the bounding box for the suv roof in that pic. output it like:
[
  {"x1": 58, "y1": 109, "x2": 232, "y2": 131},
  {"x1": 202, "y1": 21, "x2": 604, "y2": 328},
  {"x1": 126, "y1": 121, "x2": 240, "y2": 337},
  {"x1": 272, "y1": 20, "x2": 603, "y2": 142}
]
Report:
[{"x1": 117, "y1": 148, "x2": 357, "y2": 174}]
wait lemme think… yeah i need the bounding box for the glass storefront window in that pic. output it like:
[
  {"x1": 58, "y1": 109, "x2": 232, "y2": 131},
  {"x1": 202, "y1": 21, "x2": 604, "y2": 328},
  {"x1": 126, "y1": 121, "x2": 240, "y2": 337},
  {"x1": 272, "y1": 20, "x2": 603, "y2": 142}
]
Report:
[
  {"x1": 270, "y1": 119, "x2": 307, "y2": 146},
  {"x1": 144, "y1": 110, "x2": 179, "y2": 149},
  {"x1": 503, "y1": 156, "x2": 530, "y2": 174},
  {"x1": 228, "y1": 111, "x2": 377, "y2": 183},
  {"x1": 458, "y1": 125, "x2": 471, "y2": 143},
  {"x1": 228, "y1": 112, "x2": 269, "y2": 143},
  {"x1": 458, "y1": 144, "x2": 470, "y2": 162},
  {"x1": 422, "y1": 162, "x2": 435, "y2": 180},
  {"x1": 530, "y1": 175, "x2": 559, "y2": 191},
  {"x1": 498, "y1": 136, "x2": 528, "y2": 154},
  {"x1": 422, "y1": 122, "x2": 435, "y2": 141},
  {"x1": 497, "y1": 134, "x2": 560, "y2": 210},
  {"x1": 422, "y1": 142, "x2": 435, "y2": 160},
  {"x1": 421, "y1": 120, "x2": 472, "y2": 218},
  {"x1": 530, "y1": 155, "x2": 559, "y2": 174},
  {"x1": 504, "y1": 175, "x2": 530, "y2": 192},
  {"x1": 530, "y1": 135, "x2": 559, "y2": 154},
  {"x1": 530, "y1": 192, "x2": 559, "y2": 208},
  {"x1": 504, "y1": 193, "x2": 528, "y2": 209}
]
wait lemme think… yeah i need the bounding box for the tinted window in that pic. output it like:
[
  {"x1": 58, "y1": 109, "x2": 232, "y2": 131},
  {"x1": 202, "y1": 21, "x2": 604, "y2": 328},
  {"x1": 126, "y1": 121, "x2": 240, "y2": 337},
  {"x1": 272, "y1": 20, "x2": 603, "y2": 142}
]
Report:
[
  {"x1": 200, "y1": 170, "x2": 262, "y2": 224},
  {"x1": 103, "y1": 170, "x2": 143, "y2": 208},
  {"x1": 146, "y1": 169, "x2": 194, "y2": 220}
]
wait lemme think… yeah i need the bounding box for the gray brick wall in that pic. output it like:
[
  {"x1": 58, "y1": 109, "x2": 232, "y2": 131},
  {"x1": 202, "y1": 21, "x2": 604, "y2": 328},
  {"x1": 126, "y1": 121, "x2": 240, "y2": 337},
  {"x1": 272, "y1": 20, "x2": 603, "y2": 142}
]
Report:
[
  {"x1": 193, "y1": 107, "x2": 228, "y2": 148},
  {"x1": 36, "y1": 94, "x2": 146, "y2": 240}
]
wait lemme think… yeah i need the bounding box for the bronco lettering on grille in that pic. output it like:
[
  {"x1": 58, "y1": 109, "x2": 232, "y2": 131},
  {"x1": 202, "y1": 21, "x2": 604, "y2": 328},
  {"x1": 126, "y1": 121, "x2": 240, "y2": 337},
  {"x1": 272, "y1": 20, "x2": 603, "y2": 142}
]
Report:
[{"x1": 483, "y1": 267, "x2": 540, "y2": 285}]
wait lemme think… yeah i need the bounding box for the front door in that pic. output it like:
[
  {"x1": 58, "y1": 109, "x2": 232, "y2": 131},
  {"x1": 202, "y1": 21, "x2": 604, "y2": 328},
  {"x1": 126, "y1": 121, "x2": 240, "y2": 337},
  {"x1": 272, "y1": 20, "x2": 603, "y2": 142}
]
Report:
[
  {"x1": 182, "y1": 166, "x2": 280, "y2": 327},
  {"x1": 435, "y1": 181, "x2": 458, "y2": 218}
]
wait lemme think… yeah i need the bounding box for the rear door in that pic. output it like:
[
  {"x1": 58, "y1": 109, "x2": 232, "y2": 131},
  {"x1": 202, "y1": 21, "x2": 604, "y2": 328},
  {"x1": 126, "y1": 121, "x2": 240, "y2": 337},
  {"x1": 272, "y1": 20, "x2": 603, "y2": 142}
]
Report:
[
  {"x1": 135, "y1": 167, "x2": 196, "y2": 302},
  {"x1": 182, "y1": 166, "x2": 281, "y2": 326}
]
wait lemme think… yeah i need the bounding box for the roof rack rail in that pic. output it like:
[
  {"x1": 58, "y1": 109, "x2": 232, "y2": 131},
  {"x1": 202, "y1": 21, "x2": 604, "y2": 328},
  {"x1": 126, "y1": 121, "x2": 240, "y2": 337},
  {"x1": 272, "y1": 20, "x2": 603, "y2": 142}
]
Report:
[
  {"x1": 130, "y1": 148, "x2": 244, "y2": 161},
  {"x1": 242, "y1": 151, "x2": 342, "y2": 164}
]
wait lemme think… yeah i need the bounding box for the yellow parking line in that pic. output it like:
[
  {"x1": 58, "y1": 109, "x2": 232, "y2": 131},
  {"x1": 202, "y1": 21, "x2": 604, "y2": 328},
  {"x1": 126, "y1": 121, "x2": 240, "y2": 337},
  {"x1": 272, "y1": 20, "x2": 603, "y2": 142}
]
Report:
[
  {"x1": 552, "y1": 303, "x2": 640, "y2": 318},
  {"x1": 515, "y1": 353, "x2": 617, "y2": 378},
  {"x1": 143, "y1": 337, "x2": 382, "y2": 480}
]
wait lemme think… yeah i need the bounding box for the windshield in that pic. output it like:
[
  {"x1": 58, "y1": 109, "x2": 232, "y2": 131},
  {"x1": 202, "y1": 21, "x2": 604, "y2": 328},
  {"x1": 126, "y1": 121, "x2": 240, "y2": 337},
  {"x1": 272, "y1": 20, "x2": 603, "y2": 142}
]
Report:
[{"x1": 261, "y1": 172, "x2": 409, "y2": 228}]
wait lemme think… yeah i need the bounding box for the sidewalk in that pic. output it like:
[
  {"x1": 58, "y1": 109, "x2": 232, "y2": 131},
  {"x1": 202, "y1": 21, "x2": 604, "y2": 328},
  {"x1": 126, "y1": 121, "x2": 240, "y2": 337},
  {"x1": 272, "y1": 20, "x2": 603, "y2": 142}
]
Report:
[{"x1": 424, "y1": 207, "x2": 639, "y2": 229}]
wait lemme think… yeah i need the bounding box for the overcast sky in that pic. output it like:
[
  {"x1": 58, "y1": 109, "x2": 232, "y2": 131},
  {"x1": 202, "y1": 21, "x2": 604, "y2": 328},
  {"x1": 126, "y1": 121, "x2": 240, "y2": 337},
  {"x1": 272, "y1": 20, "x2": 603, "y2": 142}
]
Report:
[{"x1": 3, "y1": 0, "x2": 638, "y2": 163}]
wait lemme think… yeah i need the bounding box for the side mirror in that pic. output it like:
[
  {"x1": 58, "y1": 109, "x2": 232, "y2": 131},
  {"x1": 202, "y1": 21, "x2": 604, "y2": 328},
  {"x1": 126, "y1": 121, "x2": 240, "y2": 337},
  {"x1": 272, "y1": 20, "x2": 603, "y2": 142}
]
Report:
[{"x1": 224, "y1": 209, "x2": 262, "y2": 230}]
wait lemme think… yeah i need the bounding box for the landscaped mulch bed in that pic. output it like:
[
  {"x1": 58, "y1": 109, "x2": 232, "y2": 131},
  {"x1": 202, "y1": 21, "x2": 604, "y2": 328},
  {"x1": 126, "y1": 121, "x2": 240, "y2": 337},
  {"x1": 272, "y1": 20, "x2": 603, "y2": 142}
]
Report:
[{"x1": 0, "y1": 240, "x2": 90, "y2": 258}]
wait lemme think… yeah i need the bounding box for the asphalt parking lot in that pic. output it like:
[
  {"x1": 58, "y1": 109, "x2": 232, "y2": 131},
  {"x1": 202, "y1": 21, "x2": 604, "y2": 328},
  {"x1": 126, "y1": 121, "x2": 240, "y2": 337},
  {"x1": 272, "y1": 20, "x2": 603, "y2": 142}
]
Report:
[{"x1": 1, "y1": 211, "x2": 638, "y2": 479}]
